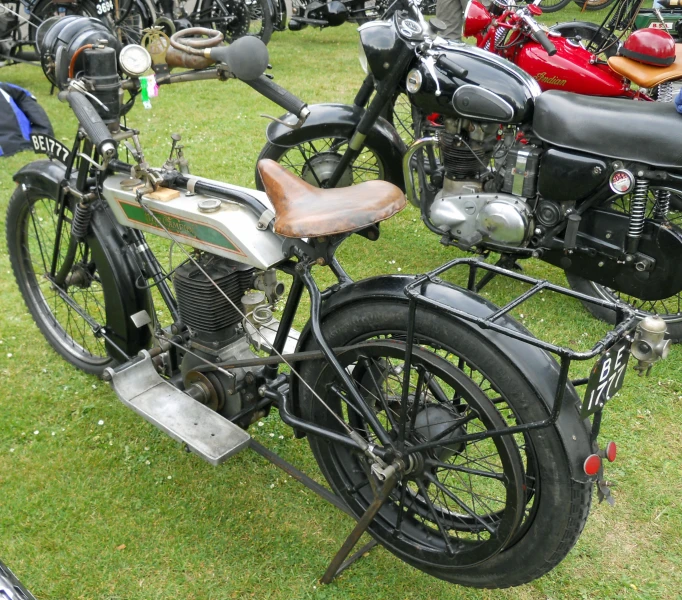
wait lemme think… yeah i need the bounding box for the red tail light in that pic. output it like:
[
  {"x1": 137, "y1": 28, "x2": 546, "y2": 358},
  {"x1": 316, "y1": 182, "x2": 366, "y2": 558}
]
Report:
[
  {"x1": 605, "y1": 441, "x2": 617, "y2": 462},
  {"x1": 583, "y1": 454, "x2": 602, "y2": 476}
]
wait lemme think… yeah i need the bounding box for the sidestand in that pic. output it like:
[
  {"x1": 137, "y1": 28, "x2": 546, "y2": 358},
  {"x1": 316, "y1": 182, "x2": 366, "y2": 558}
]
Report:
[{"x1": 249, "y1": 440, "x2": 392, "y2": 584}]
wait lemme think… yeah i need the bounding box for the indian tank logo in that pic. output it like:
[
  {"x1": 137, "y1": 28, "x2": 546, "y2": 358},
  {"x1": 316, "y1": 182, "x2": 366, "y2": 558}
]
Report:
[{"x1": 534, "y1": 72, "x2": 567, "y2": 87}]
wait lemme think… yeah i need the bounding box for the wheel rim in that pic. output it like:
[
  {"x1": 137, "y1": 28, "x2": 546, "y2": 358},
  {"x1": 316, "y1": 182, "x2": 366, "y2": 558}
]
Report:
[
  {"x1": 17, "y1": 196, "x2": 111, "y2": 366},
  {"x1": 311, "y1": 339, "x2": 530, "y2": 567},
  {"x1": 589, "y1": 189, "x2": 682, "y2": 323},
  {"x1": 273, "y1": 137, "x2": 385, "y2": 187}
]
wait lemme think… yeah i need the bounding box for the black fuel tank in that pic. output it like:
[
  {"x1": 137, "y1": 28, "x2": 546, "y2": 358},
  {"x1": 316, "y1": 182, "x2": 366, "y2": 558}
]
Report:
[{"x1": 409, "y1": 44, "x2": 541, "y2": 124}]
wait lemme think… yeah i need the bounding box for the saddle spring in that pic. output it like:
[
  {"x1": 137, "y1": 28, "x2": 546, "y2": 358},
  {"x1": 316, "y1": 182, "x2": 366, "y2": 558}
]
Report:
[
  {"x1": 627, "y1": 178, "x2": 648, "y2": 253},
  {"x1": 656, "y1": 82, "x2": 675, "y2": 103}
]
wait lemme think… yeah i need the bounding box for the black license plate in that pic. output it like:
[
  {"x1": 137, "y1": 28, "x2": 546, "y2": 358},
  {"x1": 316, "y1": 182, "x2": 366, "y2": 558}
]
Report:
[
  {"x1": 581, "y1": 337, "x2": 630, "y2": 418},
  {"x1": 30, "y1": 134, "x2": 71, "y2": 165}
]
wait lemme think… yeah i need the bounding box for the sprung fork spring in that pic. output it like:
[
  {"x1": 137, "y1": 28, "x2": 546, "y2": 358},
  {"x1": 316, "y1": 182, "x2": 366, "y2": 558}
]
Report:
[
  {"x1": 654, "y1": 189, "x2": 671, "y2": 221},
  {"x1": 656, "y1": 82, "x2": 675, "y2": 103},
  {"x1": 71, "y1": 202, "x2": 92, "y2": 240}
]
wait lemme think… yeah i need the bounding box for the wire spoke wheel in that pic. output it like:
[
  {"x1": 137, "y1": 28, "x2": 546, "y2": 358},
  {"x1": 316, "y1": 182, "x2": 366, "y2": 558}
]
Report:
[
  {"x1": 7, "y1": 190, "x2": 112, "y2": 371},
  {"x1": 307, "y1": 339, "x2": 527, "y2": 568},
  {"x1": 261, "y1": 137, "x2": 385, "y2": 188}
]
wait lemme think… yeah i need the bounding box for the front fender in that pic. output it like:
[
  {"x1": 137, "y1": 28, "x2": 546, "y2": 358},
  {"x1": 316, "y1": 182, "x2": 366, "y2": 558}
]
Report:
[
  {"x1": 292, "y1": 274, "x2": 593, "y2": 483},
  {"x1": 263, "y1": 103, "x2": 407, "y2": 190},
  {"x1": 13, "y1": 161, "x2": 151, "y2": 361}
]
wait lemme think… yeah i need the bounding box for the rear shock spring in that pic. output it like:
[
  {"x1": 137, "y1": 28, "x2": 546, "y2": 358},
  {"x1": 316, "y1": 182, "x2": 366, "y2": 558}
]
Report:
[
  {"x1": 654, "y1": 189, "x2": 671, "y2": 221},
  {"x1": 71, "y1": 202, "x2": 92, "y2": 240},
  {"x1": 627, "y1": 178, "x2": 648, "y2": 253},
  {"x1": 656, "y1": 82, "x2": 674, "y2": 103}
]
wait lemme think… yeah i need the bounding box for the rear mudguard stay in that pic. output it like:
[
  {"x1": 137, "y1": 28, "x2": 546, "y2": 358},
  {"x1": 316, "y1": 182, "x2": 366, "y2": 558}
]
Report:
[
  {"x1": 262, "y1": 103, "x2": 407, "y2": 190},
  {"x1": 13, "y1": 161, "x2": 151, "y2": 361},
  {"x1": 291, "y1": 274, "x2": 593, "y2": 483}
]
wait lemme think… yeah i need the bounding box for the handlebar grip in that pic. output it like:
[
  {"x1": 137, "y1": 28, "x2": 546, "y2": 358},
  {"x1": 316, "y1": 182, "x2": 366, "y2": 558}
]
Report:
[
  {"x1": 61, "y1": 91, "x2": 116, "y2": 157},
  {"x1": 533, "y1": 28, "x2": 557, "y2": 57},
  {"x1": 436, "y1": 55, "x2": 468, "y2": 79},
  {"x1": 245, "y1": 75, "x2": 308, "y2": 117}
]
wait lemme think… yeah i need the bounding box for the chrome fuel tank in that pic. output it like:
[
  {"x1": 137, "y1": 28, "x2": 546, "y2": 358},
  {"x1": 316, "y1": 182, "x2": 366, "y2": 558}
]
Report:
[{"x1": 102, "y1": 175, "x2": 286, "y2": 271}]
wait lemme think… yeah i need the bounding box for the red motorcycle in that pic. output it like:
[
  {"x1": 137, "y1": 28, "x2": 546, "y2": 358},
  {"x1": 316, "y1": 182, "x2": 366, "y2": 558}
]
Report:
[{"x1": 463, "y1": 0, "x2": 682, "y2": 101}]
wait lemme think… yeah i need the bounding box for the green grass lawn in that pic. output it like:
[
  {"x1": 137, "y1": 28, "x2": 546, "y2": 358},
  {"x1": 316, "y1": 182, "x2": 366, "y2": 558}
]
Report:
[{"x1": 1, "y1": 8, "x2": 682, "y2": 599}]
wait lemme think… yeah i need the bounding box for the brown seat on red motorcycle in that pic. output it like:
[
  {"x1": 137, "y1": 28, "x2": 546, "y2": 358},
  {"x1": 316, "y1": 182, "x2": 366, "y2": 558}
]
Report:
[
  {"x1": 533, "y1": 90, "x2": 682, "y2": 169},
  {"x1": 257, "y1": 159, "x2": 406, "y2": 238},
  {"x1": 608, "y1": 44, "x2": 682, "y2": 89}
]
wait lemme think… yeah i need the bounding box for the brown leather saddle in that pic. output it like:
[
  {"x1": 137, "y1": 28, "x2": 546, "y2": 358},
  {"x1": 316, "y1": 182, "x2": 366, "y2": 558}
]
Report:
[
  {"x1": 257, "y1": 159, "x2": 406, "y2": 238},
  {"x1": 608, "y1": 44, "x2": 682, "y2": 89}
]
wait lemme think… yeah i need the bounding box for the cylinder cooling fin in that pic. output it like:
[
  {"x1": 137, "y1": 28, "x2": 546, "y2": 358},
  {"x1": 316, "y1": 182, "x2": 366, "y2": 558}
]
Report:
[{"x1": 173, "y1": 255, "x2": 255, "y2": 343}]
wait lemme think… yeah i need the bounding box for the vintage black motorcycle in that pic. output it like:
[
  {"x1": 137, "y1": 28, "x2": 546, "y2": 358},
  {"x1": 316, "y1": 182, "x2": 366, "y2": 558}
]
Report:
[
  {"x1": 5, "y1": 16, "x2": 670, "y2": 590},
  {"x1": 259, "y1": 1, "x2": 682, "y2": 341}
]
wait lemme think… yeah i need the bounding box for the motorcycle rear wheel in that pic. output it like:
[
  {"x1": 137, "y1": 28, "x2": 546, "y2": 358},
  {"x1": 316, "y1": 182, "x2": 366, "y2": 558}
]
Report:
[
  {"x1": 6, "y1": 186, "x2": 115, "y2": 375},
  {"x1": 565, "y1": 190, "x2": 682, "y2": 342},
  {"x1": 297, "y1": 299, "x2": 592, "y2": 588},
  {"x1": 572, "y1": 0, "x2": 617, "y2": 11},
  {"x1": 534, "y1": 0, "x2": 573, "y2": 13}
]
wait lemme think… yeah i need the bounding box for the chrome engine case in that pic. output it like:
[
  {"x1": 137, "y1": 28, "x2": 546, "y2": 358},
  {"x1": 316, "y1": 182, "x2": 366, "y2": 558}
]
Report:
[{"x1": 429, "y1": 178, "x2": 533, "y2": 247}]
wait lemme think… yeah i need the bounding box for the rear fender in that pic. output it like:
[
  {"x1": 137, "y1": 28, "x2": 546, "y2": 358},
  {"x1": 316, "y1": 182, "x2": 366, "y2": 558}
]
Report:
[
  {"x1": 13, "y1": 161, "x2": 151, "y2": 361},
  {"x1": 291, "y1": 274, "x2": 593, "y2": 483},
  {"x1": 263, "y1": 103, "x2": 407, "y2": 190}
]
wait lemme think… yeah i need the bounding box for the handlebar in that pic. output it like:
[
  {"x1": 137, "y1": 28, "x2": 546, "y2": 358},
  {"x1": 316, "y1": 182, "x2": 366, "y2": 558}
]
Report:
[
  {"x1": 437, "y1": 55, "x2": 468, "y2": 79},
  {"x1": 245, "y1": 75, "x2": 309, "y2": 118},
  {"x1": 59, "y1": 90, "x2": 116, "y2": 158},
  {"x1": 521, "y1": 13, "x2": 557, "y2": 56}
]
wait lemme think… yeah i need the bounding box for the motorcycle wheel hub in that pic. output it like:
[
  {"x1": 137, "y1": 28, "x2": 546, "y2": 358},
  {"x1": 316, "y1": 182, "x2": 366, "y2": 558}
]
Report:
[{"x1": 301, "y1": 152, "x2": 353, "y2": 188}]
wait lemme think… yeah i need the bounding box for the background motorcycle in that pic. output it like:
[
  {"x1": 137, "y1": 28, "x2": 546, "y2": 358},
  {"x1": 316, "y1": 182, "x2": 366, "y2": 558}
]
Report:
[
  {"x1": 154, "y1": 0, "x2": 273, "y2": 43},
  {"x1": 257, "y1": 1, "x2": 682, "y2": 341},
  {"x1": 6, "y1": 16, "x2": 655, "y2": 590},
  {"x1": 0, "y1": 0, "x2": 155, "y2": 66},
  {"x1": 466, "y1": 0, "x2": 682, "y2": 101},
  {"x1": 552, "y1": 0, "x2": 682, "y2": 46}
]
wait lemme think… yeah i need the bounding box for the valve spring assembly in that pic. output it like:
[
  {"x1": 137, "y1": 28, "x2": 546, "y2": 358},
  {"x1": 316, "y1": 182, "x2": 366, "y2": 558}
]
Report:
[
  {"x1": 654, "y1": 189, "x2": 671, "y2": 221},
  {"x1": 656, "y1": 82, "x2": 675, "y2": 103},
  {"x1": 71, "y1": 202, "x2": 92, "y2": 240},
  {"x1": 628, "y1": 179, "x2": 649, "y2": 241}
]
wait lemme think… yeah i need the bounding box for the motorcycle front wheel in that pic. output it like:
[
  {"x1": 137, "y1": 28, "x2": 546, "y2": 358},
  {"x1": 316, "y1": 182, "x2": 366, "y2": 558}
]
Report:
[
  {"x1": 6, "y1": 185, "x2": 115, "y2": 375},
  {"x1": 565, "y1": 189, "x2": 682, "y2": 342},
  {"x1": 257, "y1": 136, "x2": 386, "y2": 189},
  {"x1": 297, "y1": 298, "x2": 592, "y2": 588}
]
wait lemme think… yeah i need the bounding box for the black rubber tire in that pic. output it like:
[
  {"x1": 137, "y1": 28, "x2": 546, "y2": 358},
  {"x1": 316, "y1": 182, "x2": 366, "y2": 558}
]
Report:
[
  {"x1": 256, "y1": 137, "x2": 387, "y2": 191},
  {"x1": 6, "y1": 186, "x2": 116, "y2": 376},
  {"x1": 535, "y1": 0, "x2": 573, "y2": 13},
  {"x1": 234, "y1": 0, "x2": 273, "y2": 44},
  {"x1": 572, "y1": 0, "x2": 618, "y2": 11},
  {"x1": 297, "y1": 300, "x2": 592, "y2": 588}
]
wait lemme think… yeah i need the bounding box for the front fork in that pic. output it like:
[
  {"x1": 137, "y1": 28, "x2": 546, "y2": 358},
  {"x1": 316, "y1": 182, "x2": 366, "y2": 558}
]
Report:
[{"x1": 324, "y1": 46, "x2": 414, "y2": 189}]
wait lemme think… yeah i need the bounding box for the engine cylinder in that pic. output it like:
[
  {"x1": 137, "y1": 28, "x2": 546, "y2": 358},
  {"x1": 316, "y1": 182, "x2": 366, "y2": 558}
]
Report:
[{"x1": 174, "y1": 256, "x2": 254, "y2": 345}]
